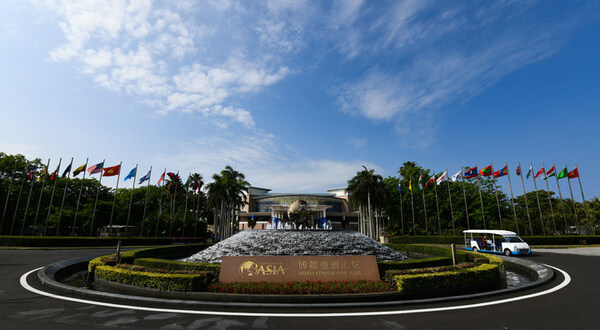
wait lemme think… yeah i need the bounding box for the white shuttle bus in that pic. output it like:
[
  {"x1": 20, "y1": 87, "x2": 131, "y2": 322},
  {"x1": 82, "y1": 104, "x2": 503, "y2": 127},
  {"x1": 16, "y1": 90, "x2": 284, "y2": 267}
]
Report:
[{"x1": 463, "y1": 229, "x2": 532, "y2": 256}]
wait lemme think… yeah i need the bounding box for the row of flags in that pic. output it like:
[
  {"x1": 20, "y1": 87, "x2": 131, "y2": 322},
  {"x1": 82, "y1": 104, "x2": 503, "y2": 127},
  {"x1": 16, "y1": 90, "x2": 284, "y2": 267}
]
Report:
[
  {"x1": 22, "y1": 160, "x2": 203, "y2": 191},
  {"x1": 400, "y1": 164, "x2": 580, "y2": 192}
]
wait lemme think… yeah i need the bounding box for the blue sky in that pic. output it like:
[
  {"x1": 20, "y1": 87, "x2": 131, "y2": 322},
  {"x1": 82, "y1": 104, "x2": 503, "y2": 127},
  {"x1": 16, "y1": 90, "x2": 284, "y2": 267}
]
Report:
[{"x1": 0, "y1": 0, "x2": 599, "y2": 199}]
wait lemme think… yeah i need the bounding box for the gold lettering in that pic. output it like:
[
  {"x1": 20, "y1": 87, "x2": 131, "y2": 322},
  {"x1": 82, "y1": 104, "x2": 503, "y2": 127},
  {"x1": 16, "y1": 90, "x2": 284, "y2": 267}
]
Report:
[
  {"x1": 309, "y1": 261, "x2": 318, "y2": 270},
  {"x1": 299, "y1": 261, "x2": 307, "y2": 270}
]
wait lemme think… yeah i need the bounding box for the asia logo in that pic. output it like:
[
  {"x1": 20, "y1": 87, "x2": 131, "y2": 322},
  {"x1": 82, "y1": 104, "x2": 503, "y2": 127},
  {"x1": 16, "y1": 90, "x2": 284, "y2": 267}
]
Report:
[{"x1": 239, "y1": 260, "x2": 285, "y2": 277}]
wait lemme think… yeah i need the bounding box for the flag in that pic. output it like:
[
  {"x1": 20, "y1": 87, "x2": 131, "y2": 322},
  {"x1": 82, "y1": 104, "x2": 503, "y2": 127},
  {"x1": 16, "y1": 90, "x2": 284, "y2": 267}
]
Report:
[
  {"x1": 185, "y1": 176, "x2": 191, "y2": 188},
  {"x1": 493, "y1": 166, "x2": 508, "y2": 178},
  {"x1": 516, "y1": 165, "x2": 521, "y2": 176},
  {"x1": 37, "y1": 166, "x2": 48, "y2": 181},
  {"x1": 124, "y1": 167, "x2": 137, "y2": 181},
  {"x1": 27, "y1": 166, "x2": 37, "y2": 180},
  {"x1": 73, "y1": 164, "x2": 86, "y2": 176},
  {"x1": 451, "y1": 170, "x2": 462, "y2": 182},
  {"x1": 103, "y1": 164, "x2": 121, "y2": 177},
  {"x1": 479, "y1": 165, "x2": 492, "y2": 176},
  {"x1": 568, "y1": 168, "x2": 579, "y2": 179},
  {"x1": 50, "y1": 165, "x2": 59, "y2": 181},
  {"x1": 526, "y1": 164, "x2": 533, "y2": 179},
  {"x1": 436, "y1": 171, "x2": 448, "y2": 185},
  {"x1": 61, "y1": 163, "x2": 72, "y2": 178},
  {"x1": 557, "y1": 167, "x2": 568, "y2": 180},
  {"x1": 139, "y1": 170, "x2": 151, "y2": 184},
  {"x1": 464, "y1": 166, "x2": 478, "y2": 179},
  {"x1": 409, "y1": 178, "x2": 413, "y2": 191},
  {"x1": 426, "y1": 176, "x2": 436, "y2": 187},
  {"x1": 534, "y1": 167, "x2": 545, "y2": 179},
  {"x1": 418, "y1": 174, "x2": 423, "y2": 190},
  {"x1": 167, "y1": 172, "x2": 180, "y2": 181},
  {"x1": 545, "y1": 166, "x2": 556, "y2": 179},
  {"x1": 88, "y1": 162, "x2": 104, "y2": 175},
  {"x1": 198, "y1": 176, "x2": 204, "y2": 191},
  {"x1": 157, "y1": 171, "x2": 166, "y2": 185}
]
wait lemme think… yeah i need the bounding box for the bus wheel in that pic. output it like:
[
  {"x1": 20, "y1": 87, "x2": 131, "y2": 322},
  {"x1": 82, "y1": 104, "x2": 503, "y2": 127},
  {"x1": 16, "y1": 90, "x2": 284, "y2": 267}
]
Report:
[
  {"x1": 504, "y1": 249, "x2": 511, "y2": 256},
  {"x1": 473, "y1": 247, "x2": 478, "y2": 253}
]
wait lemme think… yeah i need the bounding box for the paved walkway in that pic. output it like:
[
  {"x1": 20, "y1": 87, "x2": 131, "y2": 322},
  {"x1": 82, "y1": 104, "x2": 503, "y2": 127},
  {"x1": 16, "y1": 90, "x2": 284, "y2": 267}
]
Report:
[{"x1": 535, "y1": 247, "x2": 600, "y2": 256}]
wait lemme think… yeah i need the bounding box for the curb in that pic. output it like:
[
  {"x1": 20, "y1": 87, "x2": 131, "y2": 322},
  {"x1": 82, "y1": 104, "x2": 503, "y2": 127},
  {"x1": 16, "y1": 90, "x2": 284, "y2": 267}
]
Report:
[{"x1": 36, "y1": 256, "x2": 555, "y2": 309}]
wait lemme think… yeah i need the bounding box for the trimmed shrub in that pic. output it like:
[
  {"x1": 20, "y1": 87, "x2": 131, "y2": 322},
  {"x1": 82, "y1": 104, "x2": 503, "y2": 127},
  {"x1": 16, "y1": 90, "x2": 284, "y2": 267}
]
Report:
[
  {"x1": 389, "y1": 236, "x2": 465, "y2": 245},
  {"x1": 133, "y1": 258, "x2": 220, "y2": 273},
  {"x1": 95, "y1": 265, "x2": 215, "y2": 291},
  {"x1": 383, "y1": 262, "x2": 475, "y2": 283},
  {"x1": 208, "y1": 281, "x2": 395, "y2": 294},
  {"x1": 0, "y1": 236, "x2": 173, "y2": 247},
  {"x1": 391, "y1": 263, "x2": 501, "y2": 293},
  {"x1": 377, "y1": 257, "x2": 452, "y2": 277}
]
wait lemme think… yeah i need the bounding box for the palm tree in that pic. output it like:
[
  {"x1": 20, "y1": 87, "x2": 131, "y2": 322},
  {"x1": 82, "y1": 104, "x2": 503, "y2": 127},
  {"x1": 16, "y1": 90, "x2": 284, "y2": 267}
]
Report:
[
  {"x1": 206, "y1": 166, "x2": 249, "y2": 241},
  {"x1": 346, "y1": 166, "x2": 387, "y2": 239}
]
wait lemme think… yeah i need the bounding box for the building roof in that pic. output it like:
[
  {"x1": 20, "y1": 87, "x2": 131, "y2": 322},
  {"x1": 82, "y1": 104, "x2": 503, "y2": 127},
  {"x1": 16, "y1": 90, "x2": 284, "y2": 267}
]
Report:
[{"x1": 463, "y1": 229, "x2": 518, "y2": 236}]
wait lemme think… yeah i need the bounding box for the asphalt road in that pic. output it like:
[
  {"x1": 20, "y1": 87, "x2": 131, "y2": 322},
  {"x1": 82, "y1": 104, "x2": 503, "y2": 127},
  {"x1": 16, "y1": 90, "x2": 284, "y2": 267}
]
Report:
[{"x1": 0, "y1": 248, "x2": 599, "y2": 329}]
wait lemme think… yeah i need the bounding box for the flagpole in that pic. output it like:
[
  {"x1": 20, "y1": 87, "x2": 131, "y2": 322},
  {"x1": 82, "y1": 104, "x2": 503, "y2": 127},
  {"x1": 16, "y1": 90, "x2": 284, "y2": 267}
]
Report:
[
  {"x1": 566, "y1": 164, "x2": 580, "y2": 233},
  {"x1": 8, "y1": 165, "x2": 29, "y2": 235},
  {"x1": 125, "y1": 164, "x2": 138, "y2": 229},
  {"x1": 1, "y1": 160, "x2": 17, "y2": 234},
  {"x1": 506, "y1": 162, "x2": 519, "y2": 235},
  {"x1": 45, "y1": 158, "x2": 62, "y2": 236},
  {"x1": 20, "y1": 165, "x2": 37, "y2": 235},
  {"x1": 409, "y1": 176, "x2": 416, "y2": 235},
  {"x1": 445, "y1": 168, "x2": 455, "y2": 235},
  {"x1": 108, "y1": 161, "x2": 122, "y2": 234},
  {"x1": 182, "y1": 172, "x2": 190, "y2": 237},
  {"x1": 72, "y1": 158, "x2": 89, "y2": 236},
  {"x1": 169, "y1": 173, "x2": 178, "y2": 237},
  {"x1": 542, "y1": 162, "x2": 557, "y2": 234},
  {"x1": 56, "y1": 157, "x2": 74, "y2": 235},
  {"x1": 399, "y1": 176, "x2": 405, "y2": 235},
  {"x1": 460, "y1": 168, "x2": 470, "y2": 230},
  {"x1": 491, "y1": 163, "x2": 503, "y2": 230},
  {"x1": 89, "y1": 159, "x2": 105, "y2": 237},
  {"x1": 575, "y1": 164, "x2": 591, "y2": 234},
  {"x1": 531, "y1": 162, "x2": 546, "y2": 236},
  {"x1": 476, "y1": 164, "x2": 486, "y2": 229},
  {"x1": 433, "y1": 173, "x2": 441, "y2": 235},
  {"x1": 155, "y1": 169, "x2": 166, "y2": 237},
  {"x1": 32, "y1": 159, "x2": 50, "y2": 235},
  {"x1": 420, "y1": 177, "x2": 428, "y2": 235},
  {"x1": 518, "y1": 162, "x2": 533, "y2": 235},
  {"x1": 141, "y1": 167, "x2": 152, "y2": 236},
  {"x1": 554, "y1": 163, "x2": 568, "y2": 233},
  {"x1": 194, "y1": 175, "x2": 202, "y2": 237}
]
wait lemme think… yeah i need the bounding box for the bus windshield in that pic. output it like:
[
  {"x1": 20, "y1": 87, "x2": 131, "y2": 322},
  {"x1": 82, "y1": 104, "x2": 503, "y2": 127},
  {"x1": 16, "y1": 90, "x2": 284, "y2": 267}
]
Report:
[{"x1": 505, "y1": 236, "x2": 523, "y2": 243}]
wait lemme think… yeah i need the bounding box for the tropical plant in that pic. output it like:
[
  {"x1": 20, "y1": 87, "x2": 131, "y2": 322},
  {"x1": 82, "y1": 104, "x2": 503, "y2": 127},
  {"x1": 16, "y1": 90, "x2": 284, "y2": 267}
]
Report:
[{"x1": 346, "y1": 166, "x2": 388, "y2": 239}]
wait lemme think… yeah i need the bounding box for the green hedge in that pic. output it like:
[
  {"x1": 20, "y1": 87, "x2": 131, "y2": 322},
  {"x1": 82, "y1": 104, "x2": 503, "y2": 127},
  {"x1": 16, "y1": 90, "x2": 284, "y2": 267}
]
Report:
[
  {"x1": 384, "y1": 262, "x2": 475, "y2": 283},
  {"x1": 389, "y1": 235, "x2": 600, "y2": 245},
  {"x1": 133, "y1": 258, "x2": 221, "y2": 273},
  {"x1": 0, "y1": 236, "x2": 173, "y2": 247},
  {"x1": 385, "y1": 244, "x2": 503, "y2": 270},
  {"x1": 208, "y1": 281, "x2": 394, "y2": 294},
  {"x1": 95, "y1": 265, "x2": 215, "y2": 291},
  {"x1": 391, "y1": 263, "x2": 501, "y2": 293},
  {"x1": 377, "y1": 257, "x2": 452, "y2": 278}
]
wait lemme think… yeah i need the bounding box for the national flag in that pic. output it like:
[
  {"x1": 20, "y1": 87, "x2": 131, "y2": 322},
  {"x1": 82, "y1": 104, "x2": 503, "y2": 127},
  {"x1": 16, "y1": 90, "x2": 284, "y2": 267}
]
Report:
[
  {"x1": 526, "y1": 164, "x2": 533, "y2": 179},
  {"x1": 139, "y1": 170, "x2": 151, "y2": 184},
  {"x1": 37, "y1": 166, "x2": 48, "y2": 181},
  {"x1": 61, "y1": 163, "x2": 72, "y2": 178},
  {"x1": 103, "y1": 164, "x2": 121, "y2": 177},
  {"x1": 167, "y1": 172, "x2": 180, "y2": 181},
  {"x1": 464, "y1": 166, "x2": 478, "y2": 179},
  {"x1": 73, "y1": 164, "x2": 86, "y2": 177},
  {"x1": 534, "y1": 167, "x2": 545, "y2": 179},
  {"x1": 184, "y1": 176, "x2": 191, "y2": 188},
  {"x1": 124, "y1": 167, "x2": 137, "y2": 181},
  {"x1": 493, "y1": 166, "x2": 508, "y2": 178},
  {"x1": 426, "y1": 176, "x2": 436, "y2": 187},
  {"x1": 557, "y1": 167, "x2": 568, "y2": 180},
  {"x1": 198, "y1": 176, "x2": 204, "y2": 191},
  {"x1": 409, "y1": 178, "x2": 413, "y2": 191},
  {"x1": 397, "y1": 175, "x2": 401, "y2": 194},
  {"x1": 418, "y1": 174, "x2": 423, "y2": 190},
  {"x1": 436, "y1": 171, "x2": 448, "y2": 185},
  {"x1": 88, "y1": 162, "x2": 104, "y2": 175},
  {"x1": 545, "y1": 166, "x2": 556, "y2": 179},
  {"x1": 50, "y1": 165, "x2": 60, "y2": 181},
  {"x1": 516, "y1": 165, "x2": 521, "y2": 176},
  {"x1": 479, "y1": 165, "x2": 493, "y2": 176},
  {"x1": 568, "y1": 168, "x2": 579, "y2": 179},
  {"x1": 451, "y1": 170, "x2": 462, "y2": 182},
  {"x1": 157, "y1": 171, "x2": 166, "y2": 185},
  {"x1": 27, "y1": 166, "x2": 37, "y2": 180}
]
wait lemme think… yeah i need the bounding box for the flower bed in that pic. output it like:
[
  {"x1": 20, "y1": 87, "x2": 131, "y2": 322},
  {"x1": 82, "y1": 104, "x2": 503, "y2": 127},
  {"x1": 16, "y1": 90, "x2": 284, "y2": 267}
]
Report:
[{"x1": 208, "y1": 281, "x2": 395, "y2": 294}]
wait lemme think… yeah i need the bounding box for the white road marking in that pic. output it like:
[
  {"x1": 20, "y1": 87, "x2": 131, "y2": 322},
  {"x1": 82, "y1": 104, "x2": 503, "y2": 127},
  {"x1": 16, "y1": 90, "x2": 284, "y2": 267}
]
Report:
[{"x1": 20, "y1": 264, "x2": 570, "y2": 318}]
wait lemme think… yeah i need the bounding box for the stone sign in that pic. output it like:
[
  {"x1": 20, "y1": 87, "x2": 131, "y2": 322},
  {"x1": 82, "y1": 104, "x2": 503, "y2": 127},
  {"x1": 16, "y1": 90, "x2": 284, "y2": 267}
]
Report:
[{"x1": 219, "y1": 255, "x2": 380, "y2": 283}]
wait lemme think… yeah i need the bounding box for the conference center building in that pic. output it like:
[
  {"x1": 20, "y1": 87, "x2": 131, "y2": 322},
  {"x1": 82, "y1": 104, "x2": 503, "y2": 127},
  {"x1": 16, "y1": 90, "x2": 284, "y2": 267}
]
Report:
[{"x1": 237, "y1": 187, "x2": 359, "y2": 231}]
